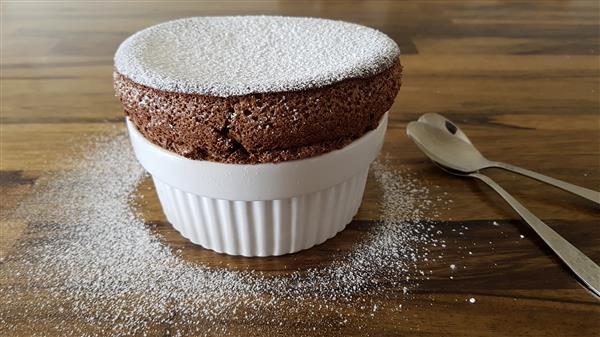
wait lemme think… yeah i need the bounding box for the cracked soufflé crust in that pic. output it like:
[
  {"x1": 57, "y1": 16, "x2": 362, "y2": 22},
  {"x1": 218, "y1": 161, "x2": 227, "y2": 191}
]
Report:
[{"x1": 114, "y1": 59, "x2": 402, "y2": 164}]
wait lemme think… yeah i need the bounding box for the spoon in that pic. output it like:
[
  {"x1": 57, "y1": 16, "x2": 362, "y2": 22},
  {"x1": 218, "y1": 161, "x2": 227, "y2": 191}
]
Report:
[
  {"x1": 416, "y1": 113, "x2": 599, "y2": 205},
  {"x1": 406, "y1": 121, "x2": 600, "y2": 297}
]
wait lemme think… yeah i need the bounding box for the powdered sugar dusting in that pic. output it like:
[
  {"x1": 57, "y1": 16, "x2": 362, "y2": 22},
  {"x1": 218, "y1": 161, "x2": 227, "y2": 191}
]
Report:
[
  {"x1": 1, "y1": 133, "x2": 442, "y2": 336},
  {"x1": 114, "y1": 16, "x2": 400, "y2": 97}
]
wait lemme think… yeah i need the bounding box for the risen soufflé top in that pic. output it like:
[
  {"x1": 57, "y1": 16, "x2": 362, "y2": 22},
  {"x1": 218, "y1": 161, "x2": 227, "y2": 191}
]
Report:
[{"x1": 114, "y1": 16, "x2": 402, "y2": 164}]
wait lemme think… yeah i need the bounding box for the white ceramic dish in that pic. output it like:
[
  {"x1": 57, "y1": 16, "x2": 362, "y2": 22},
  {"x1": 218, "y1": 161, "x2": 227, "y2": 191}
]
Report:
[{"x1": 126, "y1": 112, "x2": 388, "y2": 256}]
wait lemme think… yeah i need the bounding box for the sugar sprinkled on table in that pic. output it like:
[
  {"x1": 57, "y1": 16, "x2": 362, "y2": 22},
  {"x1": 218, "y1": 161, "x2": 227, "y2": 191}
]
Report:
[{"x1": 0, "y1": 133, "x2": 447, "y2": 336}]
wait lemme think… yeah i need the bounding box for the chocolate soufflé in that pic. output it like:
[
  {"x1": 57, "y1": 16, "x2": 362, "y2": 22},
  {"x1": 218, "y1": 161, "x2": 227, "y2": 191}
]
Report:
[{"x1": 114, "y1": 16, "x2": 402, "y2": 164}]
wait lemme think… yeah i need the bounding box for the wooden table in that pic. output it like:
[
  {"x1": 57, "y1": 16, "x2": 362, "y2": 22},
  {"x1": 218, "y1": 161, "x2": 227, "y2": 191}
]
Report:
[{"x1": 1, "y1": 1, "x2": 599, "y2": 336}]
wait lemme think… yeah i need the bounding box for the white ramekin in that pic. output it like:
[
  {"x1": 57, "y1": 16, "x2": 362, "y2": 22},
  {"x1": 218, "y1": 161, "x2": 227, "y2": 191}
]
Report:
[{"x1": 126, "y1": 113, "x2": 388, "y2": 257}]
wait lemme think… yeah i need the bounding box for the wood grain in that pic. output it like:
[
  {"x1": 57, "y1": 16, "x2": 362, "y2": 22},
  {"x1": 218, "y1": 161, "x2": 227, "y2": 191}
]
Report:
[{"x1": 1, "y1": 1, "x2": 599, "y2": 336}]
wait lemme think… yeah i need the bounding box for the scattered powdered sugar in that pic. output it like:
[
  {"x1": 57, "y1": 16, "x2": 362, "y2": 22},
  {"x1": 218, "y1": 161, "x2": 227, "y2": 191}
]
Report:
[
  {"x1": 1, "y1": 132, "x2": 443, "y2": 336},
  {"x1": 114, "y1": 16, "x2": 400, "y2": 97}
]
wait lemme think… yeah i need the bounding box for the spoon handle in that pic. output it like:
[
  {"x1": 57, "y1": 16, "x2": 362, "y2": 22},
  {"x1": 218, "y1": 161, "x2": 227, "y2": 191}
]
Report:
[
  {"x1": 471, "y1": 172, "x2": 600, "y2": 297},
  {"x1": 491, "y1": 162, "x2": 600, "y2": 205}
]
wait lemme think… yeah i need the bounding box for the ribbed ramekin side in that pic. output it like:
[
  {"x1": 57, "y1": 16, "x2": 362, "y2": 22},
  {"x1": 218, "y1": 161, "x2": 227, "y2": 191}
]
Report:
[
  {"x1": 151, "y1": 177, "x2": 171, "y2": 221},
  {"x1": 333, "y1": 175, "x2": 354, "y2": 237},
  {"x1": 350, "y1": 169, "x2": 370, "y2": 223},
  {"x1": 150, "y1": 169, "x2": 369, "y2": 257},
  {"x1": 231, "y1": 200, "x2": 252, "y2": 256},
  {"x1": 271, "y1": 199, "x2": 290, "y2": 255},
  {"x1": 174, "y1": 187, "x2": 198, "y2": 242},
  {"x1": 183, "y1": 192, "x2": 207, "y2": 247},
  {"x1": 288, "y1": 194, "x2": 306, "y2": 253}
]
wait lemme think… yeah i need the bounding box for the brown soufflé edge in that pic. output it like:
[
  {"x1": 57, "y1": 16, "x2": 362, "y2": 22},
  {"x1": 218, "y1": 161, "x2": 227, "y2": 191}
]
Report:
[{"x1": 115, "y1": 59, "x2": 402, "y2": 164}]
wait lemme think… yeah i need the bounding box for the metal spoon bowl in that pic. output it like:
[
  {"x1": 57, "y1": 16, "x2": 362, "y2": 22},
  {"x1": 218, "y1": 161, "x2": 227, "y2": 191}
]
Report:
[{"x1": 416, "y1": 113, "x2": 599, "y2": 204}]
